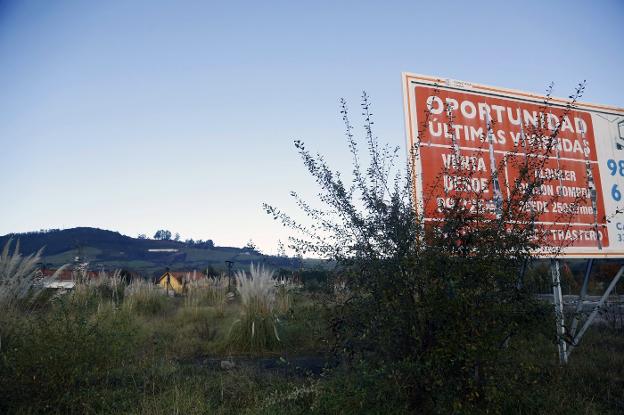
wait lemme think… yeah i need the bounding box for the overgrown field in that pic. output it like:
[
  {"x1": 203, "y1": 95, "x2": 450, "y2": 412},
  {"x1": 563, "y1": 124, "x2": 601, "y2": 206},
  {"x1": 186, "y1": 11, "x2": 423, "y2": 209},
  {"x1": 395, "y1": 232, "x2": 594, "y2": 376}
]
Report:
[{"x1": 0, "y1": 271, "x2": 622, "y2": 414}]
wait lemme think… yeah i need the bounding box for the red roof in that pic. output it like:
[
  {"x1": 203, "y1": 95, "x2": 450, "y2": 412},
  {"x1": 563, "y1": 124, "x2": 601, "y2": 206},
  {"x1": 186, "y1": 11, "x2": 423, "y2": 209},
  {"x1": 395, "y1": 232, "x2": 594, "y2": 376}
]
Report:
[{"x1": 41, "y1": 269, "x2": 99, "y2": 281}]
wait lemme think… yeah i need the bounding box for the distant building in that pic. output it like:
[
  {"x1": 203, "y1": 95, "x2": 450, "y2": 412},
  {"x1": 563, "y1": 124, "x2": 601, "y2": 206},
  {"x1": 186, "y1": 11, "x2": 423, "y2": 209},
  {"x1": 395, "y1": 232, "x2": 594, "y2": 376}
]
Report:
[
  {"x1": 37, "y1": 267, "x2": 138, "y2": 287},
  {"x1": 157, "y1": 271, "x2": 183, "y2": 294},
  {"x1": 43, "y1": 280, "x2": 76, "y2": 290},
  {"x1": 156, "y1": 270, "x2": 205, "y2": 294},
  {"x1": 40, "y1": 268, "x2": 99, "y2": 281}
]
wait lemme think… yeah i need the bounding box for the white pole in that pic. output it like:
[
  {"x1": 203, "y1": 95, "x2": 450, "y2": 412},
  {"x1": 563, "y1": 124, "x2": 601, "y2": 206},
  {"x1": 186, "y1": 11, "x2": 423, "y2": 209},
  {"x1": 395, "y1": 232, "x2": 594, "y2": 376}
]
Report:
[
  {"x1": 486, "y1": 113, "x2": 503, "y2": 218},
  {"x1": 551, "y1": 259, "x2": 568, "y2": 364},
  {"x1": 566, "y1": 265, "x2": 624, "y2": 360}
]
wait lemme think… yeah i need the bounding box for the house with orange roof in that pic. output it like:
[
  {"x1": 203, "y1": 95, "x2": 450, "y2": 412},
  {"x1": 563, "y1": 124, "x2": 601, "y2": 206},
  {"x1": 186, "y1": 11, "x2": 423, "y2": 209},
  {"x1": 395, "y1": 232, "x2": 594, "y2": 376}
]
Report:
[{"x1": 156, "y1": 269, "x2": 206, "y2": 295}]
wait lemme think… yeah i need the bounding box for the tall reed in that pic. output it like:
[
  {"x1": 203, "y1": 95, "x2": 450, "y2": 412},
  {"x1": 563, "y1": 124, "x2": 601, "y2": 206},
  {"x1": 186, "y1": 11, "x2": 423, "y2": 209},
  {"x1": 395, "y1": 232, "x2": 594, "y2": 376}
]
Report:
[
  {"x1": 72, "y1": 269, "x2": 126, "y2": 310},
  {"x1": 0, "y1": 239, "x2": 66, "y2": 309},
  {"x1": 184, "y1": 274, "x2": 228, "y2": 317},
  {"x1": 228, "y1": 264, "x2": 281, "y2": 352},
  {"x1": 124, "y1": 279, "x2": 168, "y2": 316},
  {"x1": 275, "y1": 277, "x2": 295, "y2": 315}
]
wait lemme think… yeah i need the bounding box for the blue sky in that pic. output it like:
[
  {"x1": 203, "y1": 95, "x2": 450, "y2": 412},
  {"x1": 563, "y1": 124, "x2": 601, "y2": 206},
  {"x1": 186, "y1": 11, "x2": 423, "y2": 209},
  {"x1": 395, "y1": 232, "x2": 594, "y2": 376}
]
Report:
[{"x1": 1, "y1": 0, "x2": 623, "y2": 254}]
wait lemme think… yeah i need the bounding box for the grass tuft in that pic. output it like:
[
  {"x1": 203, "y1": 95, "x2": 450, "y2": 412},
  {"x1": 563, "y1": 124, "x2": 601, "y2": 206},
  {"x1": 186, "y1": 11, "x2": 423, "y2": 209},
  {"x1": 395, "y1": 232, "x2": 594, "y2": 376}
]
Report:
[
  {"x1": 0, "y1": 239, "x2": 43, "y2": 309},
  {"x1": 124, "y1": 278, "x2": 170, "y2": 316},
  {"x1": 184, "y1": 274, "x2": 228, "y2": 317},
  {"x1": 227, "y1": 264, "x2": 282, "y2": 353}
]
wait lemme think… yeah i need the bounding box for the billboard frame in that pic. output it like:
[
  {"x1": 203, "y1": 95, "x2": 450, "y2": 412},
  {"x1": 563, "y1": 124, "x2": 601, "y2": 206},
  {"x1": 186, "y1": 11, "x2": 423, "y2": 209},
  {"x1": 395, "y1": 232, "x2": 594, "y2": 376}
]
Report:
[{"x1": 402, "y1": 72, "x2": 624, "y2": 259}]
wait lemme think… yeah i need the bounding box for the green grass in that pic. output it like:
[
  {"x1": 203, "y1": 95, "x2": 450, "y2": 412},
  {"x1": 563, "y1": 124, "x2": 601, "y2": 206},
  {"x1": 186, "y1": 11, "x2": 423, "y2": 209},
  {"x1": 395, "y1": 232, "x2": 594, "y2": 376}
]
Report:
[{"x1": 0, "y1": 280, "x2": 622, "y2": 414}]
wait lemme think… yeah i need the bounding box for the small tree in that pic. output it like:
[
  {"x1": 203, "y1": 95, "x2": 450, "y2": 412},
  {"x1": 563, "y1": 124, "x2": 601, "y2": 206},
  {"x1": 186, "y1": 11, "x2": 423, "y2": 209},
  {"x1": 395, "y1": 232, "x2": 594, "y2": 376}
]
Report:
[
  {"x1": 153, "y1": 230, "x2": 172, "y2": 240},
  {"x1": 265, "y1": 86, "x2": 587, "y2": 412},
  {"x1": 244, "y1": 239, "x2": 258, "y2": 252}
]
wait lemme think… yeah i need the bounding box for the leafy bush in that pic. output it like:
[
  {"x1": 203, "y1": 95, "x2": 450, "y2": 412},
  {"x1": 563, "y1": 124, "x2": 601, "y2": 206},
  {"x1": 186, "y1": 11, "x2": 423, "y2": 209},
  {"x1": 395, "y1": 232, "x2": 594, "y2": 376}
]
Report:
[
  {"x1": 297, "y1": 269, "x2": 331, "y2": 292},
  {"x1": 265, "y1": 89, "x2": 590, "y2": 412}
]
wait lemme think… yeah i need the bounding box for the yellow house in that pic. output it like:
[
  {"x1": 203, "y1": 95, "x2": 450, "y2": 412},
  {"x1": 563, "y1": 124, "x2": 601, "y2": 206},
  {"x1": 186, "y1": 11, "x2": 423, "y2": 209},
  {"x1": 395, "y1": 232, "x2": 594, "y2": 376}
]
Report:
[{"x1": 157, "y1": 271, "x2": 185, "y2": 295}]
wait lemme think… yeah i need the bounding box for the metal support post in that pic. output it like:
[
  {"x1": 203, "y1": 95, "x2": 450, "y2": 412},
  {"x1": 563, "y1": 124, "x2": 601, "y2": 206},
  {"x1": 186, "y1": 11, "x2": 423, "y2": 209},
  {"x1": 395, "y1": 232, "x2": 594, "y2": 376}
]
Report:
[
  {"x1": 517, "y1": 258, "x2": 528, "y2": 289},
  {"x1": 566, "y1": 265, "x2": 624, "y2": 360},
  {"x1": 550, "y1": 259, "x2": 568, "y2": 364},
  {"x1": 569, "y1": 258, "x2": 593, "y2": 337},
  {"x1": 225, "y1": 260, "x2": 234, "y2": 292}
]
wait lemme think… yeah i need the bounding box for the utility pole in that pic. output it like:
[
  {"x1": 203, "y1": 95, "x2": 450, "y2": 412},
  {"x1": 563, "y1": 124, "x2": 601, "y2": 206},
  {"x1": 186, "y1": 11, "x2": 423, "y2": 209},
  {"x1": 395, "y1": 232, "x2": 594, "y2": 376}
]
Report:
[{"x1": 225, "y1": 260, "x2": 234, "y2": 292}]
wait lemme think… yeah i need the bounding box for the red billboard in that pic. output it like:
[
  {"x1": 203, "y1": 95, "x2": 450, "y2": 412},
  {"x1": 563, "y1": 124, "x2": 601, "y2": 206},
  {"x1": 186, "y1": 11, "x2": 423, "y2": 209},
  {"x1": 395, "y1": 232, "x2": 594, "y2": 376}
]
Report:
[{"x1": 402, "y1": 73, "x2": 624, "y2": 258}]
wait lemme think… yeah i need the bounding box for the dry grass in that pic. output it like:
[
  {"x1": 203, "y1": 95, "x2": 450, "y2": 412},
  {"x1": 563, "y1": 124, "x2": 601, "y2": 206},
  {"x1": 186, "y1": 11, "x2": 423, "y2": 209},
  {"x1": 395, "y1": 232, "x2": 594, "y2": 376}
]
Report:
[
  {"x1": 184, "y1": 274, "x2": 229, "y2": 317},
  {"x1": 228, "y1": 264, "x2": 282, "y2": 353},
  {"x1": 0, "y1": 239, "x2": 43, "y2": 308},
  {"x1": 123, "y1": 278, "x2": 169, "y2": 316},
  {"x1": 72, "y1": 269, "x2": 125, "y2": 309},
  {"x1": 275, "y1": 276, "x2": 296, "y2": 315},
  {"x1": 0, "y1": 239, "x2": 69, "y2": 309}
]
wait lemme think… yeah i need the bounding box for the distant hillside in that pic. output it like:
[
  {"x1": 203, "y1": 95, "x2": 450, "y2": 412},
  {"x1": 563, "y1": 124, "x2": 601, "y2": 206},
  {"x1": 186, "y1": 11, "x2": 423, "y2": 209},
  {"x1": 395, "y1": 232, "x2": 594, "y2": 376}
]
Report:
[{"x1": 0, "y1": 227, "x2": 313, "y2": 276}]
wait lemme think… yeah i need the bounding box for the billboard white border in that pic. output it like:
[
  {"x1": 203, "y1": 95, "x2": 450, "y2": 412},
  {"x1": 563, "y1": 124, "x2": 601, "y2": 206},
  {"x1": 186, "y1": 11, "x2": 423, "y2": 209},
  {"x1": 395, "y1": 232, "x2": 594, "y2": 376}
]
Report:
[{"x1": 402, "y1": 72, "x2": 624, "y2": 259}]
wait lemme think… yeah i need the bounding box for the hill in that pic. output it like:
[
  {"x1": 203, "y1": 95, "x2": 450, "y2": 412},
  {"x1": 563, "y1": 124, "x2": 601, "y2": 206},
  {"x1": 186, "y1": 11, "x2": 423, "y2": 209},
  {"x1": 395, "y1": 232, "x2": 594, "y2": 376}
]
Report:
[{"x1": 0, "y1": 227, "x2": 308, "y2": 276}]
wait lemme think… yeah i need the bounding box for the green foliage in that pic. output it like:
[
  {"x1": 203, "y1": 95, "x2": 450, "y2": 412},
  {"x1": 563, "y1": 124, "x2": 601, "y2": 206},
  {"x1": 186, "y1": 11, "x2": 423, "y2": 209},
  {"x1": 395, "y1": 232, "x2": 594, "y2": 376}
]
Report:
[
  {"x1": 0, "y1": 278, "x2": 621, "y2": 414},
  {"x1": 255, "y1": 327, "x2": 624, "y2": 415},
  {"x1": 264, "y1": 89, "x2": 598, "y2": 412},
  {"x1": 296, "y1": 269, "x2": 331, "y2": 292},
  {"x1": 296, "y1": 362, "x2": 412, "y2": 414},
  {"x1": 279, "y1": 294, "x2": 330, "y2": 354},
  {"x1": 153, "y1": 229, "x2": 172, "y2": 240},
  {"x1": 0, "y1": 299, "x2": 139, "y2": 413}
]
